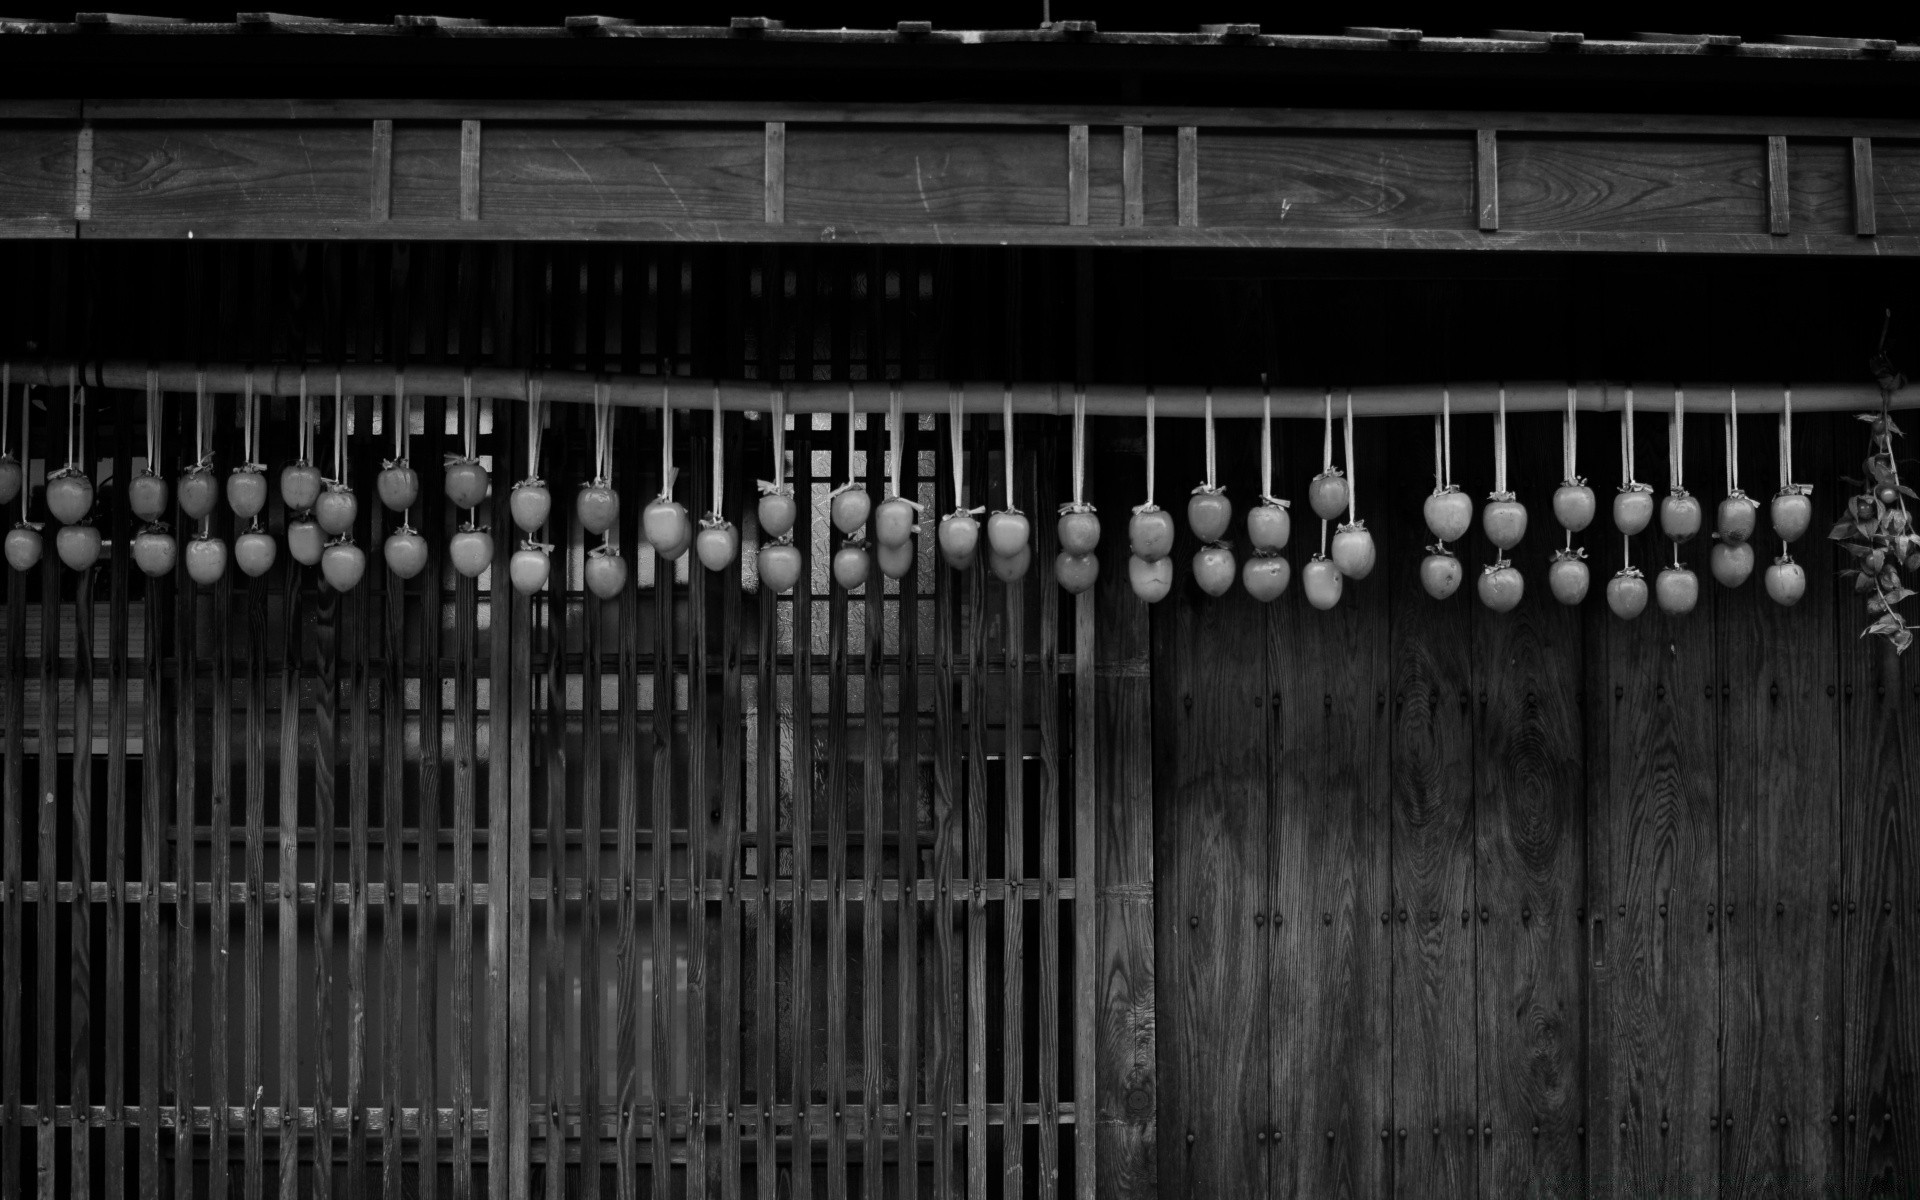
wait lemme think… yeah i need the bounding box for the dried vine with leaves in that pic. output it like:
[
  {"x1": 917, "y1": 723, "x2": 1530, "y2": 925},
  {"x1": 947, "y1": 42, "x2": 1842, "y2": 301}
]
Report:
[{"x1": 1833, "y1": 318, "x2": 1915, "y2": 652}]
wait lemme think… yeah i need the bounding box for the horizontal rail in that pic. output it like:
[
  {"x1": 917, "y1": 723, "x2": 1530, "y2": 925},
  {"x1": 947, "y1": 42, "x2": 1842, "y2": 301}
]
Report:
[{"x1": 9, "y1": 360, "x2": 1913, "y2": 415}]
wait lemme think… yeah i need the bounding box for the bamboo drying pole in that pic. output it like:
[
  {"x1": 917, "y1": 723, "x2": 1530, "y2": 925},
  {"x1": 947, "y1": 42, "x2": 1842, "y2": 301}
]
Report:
[{"x1": 4, "y1": 360, "x2": 1913, "y2": 416}]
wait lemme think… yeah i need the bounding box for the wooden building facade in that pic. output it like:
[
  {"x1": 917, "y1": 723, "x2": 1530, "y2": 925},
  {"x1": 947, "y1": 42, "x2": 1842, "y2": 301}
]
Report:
[{"x1": 1, "y1": 14, "x2": 1919, "y2": 1200}]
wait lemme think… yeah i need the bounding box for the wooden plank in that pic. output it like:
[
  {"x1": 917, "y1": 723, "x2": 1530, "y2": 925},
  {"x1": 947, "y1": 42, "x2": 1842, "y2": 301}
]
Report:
[
  {"x1": 87, "y1": 125, "x2": 372, "y2": 223},
  {"x1": 1068, "y1": 125, "x2": 1089, "y2": 226},
  {"x1": 1501, "y1": 135, "x2": 1768, "y2": 233},
  {"x1": 685, "y1": 402, "x2": 710, "y2": 1199},
  {"x1": 861, "y1": 411, "x2": 884, "y2": 1200},
  {"x1": 718, "y1": 414, "x2": 746, "y2": 1200},
  {"x1": 497, "y1": 247, "x2": 530, "y2": 1200},
  {"x1": 541, "y1": 399, "x2": 570, "y2": 1200},
  {"x1": 766, "y1": 121, "x2": 786, "y2": 224},
  {"x1": 176, "y1": 420, "x2": 202, "y2": 1200},
  {"x1": 208, "y1": 396, "x2": 234, "y2": 1200},
  {"x1": 415, "y1": 380, "x2": 447, "y2": 1200},
  {"x1": 370, "y1": 120, "x2": 393, "y2": 220},
  {"x1": 1473, "y1": 411, "x2": 1585, "y2": 1199},
  {"x1": 1175, "y1": 126, "x2": 1197, "y2": 226},
  {"x1": 1597, "y1": 402, "x2": 1720, "y2": 1197},
  {"x1": 4, "y1": 442, "x2": 24, "y2": 1200},
  {"x1": 825, "y1": 407, "x2": 853, "y2": 1197},
  {"x1": 1787, "y1": 139, "x2": 1855, "y2": 234},
  {"x1": 1385, "y1": 410, "x2": 1476, "y2": 1200},
  {"x1": 459, "y1": 120, "x2": 481, "y2": 220},
  {"x1": 1873, "y1": 141, "x2": 1920, "y2": 236},
  {"x1": 754, "y1": 419, "x2": 779, "y2": 1200},
  {"x1": 612, "y1": 372, "x2": 640, "y2": 1200},
  {"x1": 1197, "y1": 132, "x2": 1478, "y2": 230},
  {"x1": 105, "y1": 374, "x2": 133, "y2": 1200},
  {"x1": 68, "y1": 475, "x2": 95, "y2": 1198},
  {"x1": 791, "y1": 424, "x2": 816, "y2": 1200},
  {"x1": 785, "y1": 127, "x2": 1070, "y2": 226},
  {"x1": 1071, "y1": 579, "x2": 1096, "y2": 1200},
  {"x1": 898, "y1": 414, "x2": 924, "y2": 1200},
  {"x1": 964, "y1": 475, "x2": 988, "y2": 1200},
  {"x1": 1000, "y1": 419, "x2": 1028, "y2": 1200},
  {"x1": 1121, "y1": 127, "x2": 1143, "y2": 227},
  {"x1": 1476, "y1": 128, "x2": 1499, "y2": 230},
  {"x1": 579, "y1": 409, "x2": 604, "y2": 1200},
  {"x1": 451, "y1": 465, "x2": 478, "y2": 1200},
  {"x1": 1154, "y1": 412, "x2": 1268, "y2": 1199},
  {"x1": 649, "y1": 445, "x2": 675, "y2": 1200},
  {"x1": 1852, "y1": 137, "x2": 1876, "y2": 235},
  {"x1": 929, "y1": 410, "x2": 960, "y2": 1200},
  {"x1": 1835, "y1": 411, "x2": 1920, "y2": 1198},
  {"x1": 1720, "y1": 408, "x2": 1840, "y2": 1197},
  {"x1": 476, "y1": 124, "x2": 767, "y2": 224},
  {"x1": 277, "y1": 430, "x2": 303, "y2": 1200},
  {"x1": 74, "y1": 122, "x2": 93, "y2": 220},
  {"x1": 35, "y1": 415, "x2": 57, "y2": 1200},
  {"x1": 1266, "y1": 384, "x2": 1392, "y2": 1200},
  {"x1": 1767, "y1": 135, "x2": 1790, "y2": 234},
  {"x1": 0, "y1": 126, "x2": 80, "y2": 229},
  {"x1": 377, "y1": 395, "x2": 403, "y2": 1200},
  {"x1": 1034, "y1": 423, "x2": 1062, "y2": 1200}
]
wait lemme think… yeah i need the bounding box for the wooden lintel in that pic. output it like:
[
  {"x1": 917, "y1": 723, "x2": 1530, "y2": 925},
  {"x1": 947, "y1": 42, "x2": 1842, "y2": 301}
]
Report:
[{"x1": 1767, "y1": 135, "x2": 1789, "y2": 235}]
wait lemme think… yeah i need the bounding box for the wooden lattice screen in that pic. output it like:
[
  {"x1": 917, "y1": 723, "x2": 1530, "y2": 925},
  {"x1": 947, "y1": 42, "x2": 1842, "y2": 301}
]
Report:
[{"x1": 0, "y1": 244, "x2": 1100, "y2": 1199}]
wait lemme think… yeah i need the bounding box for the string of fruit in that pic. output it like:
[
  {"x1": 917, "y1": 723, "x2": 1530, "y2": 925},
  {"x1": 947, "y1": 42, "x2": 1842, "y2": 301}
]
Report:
[
  {"x1": 446, "y1": 375, "x2": 493, "y2": 579},
  {"x1": 1479, "y1": 385, "x2": 1525, "y2": 611},
  {"x1": 584, "y1": 381, "x2": 630, "y2": 600},
  {"x1": 1766, "y1": 389, "x2": 1809, "y2": 606},
  {"x1": 1190, "y1": 391, "x2": 1234, "y2": 596},
  {"x1": 1710, "y1": 390, "x2": 1757, "y2": 589},
  {"x1": 509, "y1": 376, "x2": 553, "y2": 596},
  {"x1": 873, "y1": 389, "x2": 915, "y2": 581},
  {"x1": 233, "y1": 374, "x2": 276, "y2": 577},
  {"x1": 988, "y1": 387, "x2": 1031, "y2": 583},
  {"x1": 698, "y1": 383, "x2": 742, "y2": 572},
  {"x1": 645, "y1": 374, "x2": 692, "y2": 564},
  {"x1": 5, "y1": 375, "x2": 43, "y2": 571},
  {"x1": 385, "y1": 374, "x2": 429, "y2": 580},
  {"x1": 1243, "y1": 379, "x2": 1291, "y2": 601},
  {"x1": 56, "y1": 370, "x2": 103, "y2": 572},
  {"x1": 1302, "y1": 389, "x2": 1347, "y2": 610},
  {"x1": 318, "y1": 376, "x2": 365, "y2": 591},
  {"x1": 1421, "y1": 388, "x2": 1468, "y2": 599},
  {"x1": 1607, "y1": 387, "x2": 1650, "y2": 618},
  {"x1": 1055, "y1": 387, "x2": 1099, "y2": 594},
  {"x1": 828, "y1": 388, "x2": 869, "y2": 591},
  {"x1": 130, "y1": 372, "x2": 173, "y2": 576},
  {"x1": 181, "y1": 374, "x2": 229, "y2": 584},
  {"x1": 1657, "y1": 388, "x2": 1700, "y2": 614},
  {"x1": 283, "y1": 375, "x2": 324, "y2": 567},
  {"x1": 1127, "y1": 388, "x2": 1173, "y2": 602},
  {"x1": 757, "y1": 385, "x2": 802, "y2": 592},
  {"x1": 1549, "y1": 385, "x2": 1593, "y2": 605}
]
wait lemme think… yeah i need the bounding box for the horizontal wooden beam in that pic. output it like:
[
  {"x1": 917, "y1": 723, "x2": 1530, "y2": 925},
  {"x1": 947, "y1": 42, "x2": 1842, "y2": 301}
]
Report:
[{"x1": 12, "y1": 361, "x2": 1913, "y2": 416}]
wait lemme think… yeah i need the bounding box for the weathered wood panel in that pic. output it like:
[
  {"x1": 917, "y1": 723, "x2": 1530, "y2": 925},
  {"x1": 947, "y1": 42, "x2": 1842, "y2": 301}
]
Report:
[
  {"x1": 1874, "y1": 142, "x2": 1920, "y2": 236},
  {"x1": 782, "y1": 127, "x2": 1068, "y2": 226},
  {"x1": 1786, "y1": 140, "x2": 1856, "y2": 235},
  {"x1": 1499, "y1": 137, "x2": 1768, "y2": 233},
  {"x1": 1199, "y1": 132, "x2": 1476, "y2": 229},
  {"x1": 0, "y1": 126, "x2": 75, "y2": 231},
  {"x1": 87, "y1": 125, "x2": 370, "y2": 225},
  {"x1": 479, "y1": 123, "x2": 764, "y2": 223}
]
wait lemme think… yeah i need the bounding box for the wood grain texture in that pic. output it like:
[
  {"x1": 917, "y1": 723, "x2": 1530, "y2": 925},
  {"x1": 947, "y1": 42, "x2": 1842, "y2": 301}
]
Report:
[
  {"x1": 1, "y1": 434, "x2": 18, "y2": 1200},
  {"x1": 87, "y1": 125, "x2": 371, "y2": 223},
  {"x1": 1266, "y1": 389, "x2": 1393, "y2": 1200},
  {"x1": 1198, "y1": 132, "x2": 1476, "y2": 231},
  {"x1": 1385, "y1": 413, "x2": 1476, "y2": 1200},
  {"x1": 1767, "y1": 136, "x2": 1790, "y2": 234},
  {"x1": 1852, "y1": 138, "x2": 1877, "y2": 236},
  {"x1": 1472, "y1": 412, "x2": 1585, "y2": 1200},
  {"x1": 1153, "y1": 414, "x2": 1268, "y2": 1199},
  {"x1": 785, "y1": 127, "x2": 1068, "y2": 227},
  {"x1": 1499, "y1": 136, "x2": 1767, "y2": 233},
  {"x1": 1595, "y1": 406, "x2": 1721, "y2": 1199},
  {"x1": 0, "y1": 126, "x2": 80, "y2": 225},
  {"x1": 1477, "y1": 129, "x2": 1500, "y2": 230},
  {"x1": 478, "y1": 123, "x2": 765, "y2": 223},
  {"x1": 1719, "y1": 407, "x2": 1840, "y2": 1198},
  {"x1": 1873, "y1": 141, "x2": 1920, "y2": 236},
  {"x1": 1786, "y1": 139, "x2": 1855, "y2": 235}
]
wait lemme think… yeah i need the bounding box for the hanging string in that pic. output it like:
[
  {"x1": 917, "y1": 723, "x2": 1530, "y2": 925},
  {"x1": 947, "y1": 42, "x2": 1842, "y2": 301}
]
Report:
[
  {"x1": 887, "y1": 387, "x2": 903, "y2": 501},
  {"x1": 244, "y1": 372, "x2": 255, "y2": 465},
  {"x1": 660, "y1": 376, "x2": 676, "y2": 497},
  {"x1": 1203, "y1": 388, "x2": 1217, "y2": 489},
  {"x1": 1, "y1": 365, "x2": 9, "y2": 463},
  {"x1": 196, "y1": 370, "x2": 209, "y2": 474},
  {"x1": 393, "y1": 371, "x2": 407, "y2": 463},
  {"x1": 334, "y1": 372, "x2": 348, "y2": 492},
  {"x1": 1261, "y1": 376, "x2": 1275, "y2": 500},
  {"x1": 1144, "y1": 388, "x2": 1156, "y2": 508},
  {"x1": 1670, "y1": 385, "x2": 1685, "y2": 492},
  {"x1": 1724, "y1": 388, "x2": 1739, "y2": 497},
  {"x1": 20, "y1": 379, "x2": 31, "y2": 525},
  {"x1": 772, "y1": 384, "x2": 788, "y2": 495},
  {"x1": 594, "y1": 380, "x2": 614, "y2": 483},
  {"x1": 1495, "y1": 384, "x2": 1509, "y2": 496},
  {"x1": 298, "y1": 371, "x2": 310, "y2": 464},
  {"x1": 846, "y1": 386, "x2": 857, "y2": 487},
  {"x1": 66, "y1": 367, "x2": 78, "y2": 467},
  {"x1": 1779, "y1": 385, "x2": 1793, "y2": 489},
  {"x1": 528, "y1": 377, "x2": 546, "y2": 479},
  {"x1": 1002, "y1": 385, "x2": 1016, "y2": 510},
  {"x1": 1433, "y1": 415, "x2": 1443, "y2": 490},
  {"x1": 948, "y1": 385, "x2": 966, "y2": 511},
  {"x1": 1564, "y1": 385, "x2": 1578, "y2": 482},
  {"x1": 1344, "y1": 389, "x2": 1357, "y2": 523},
  {"x1": 463, "y1": 374, "x2": 477, "y2": 463},
  {"x1": 1071, "y1": 387, "x2": 1088, "y2": 508},
  {"x1": 712, "y1": 382, "x2": 726, "y2": 514},
  {"x1": 1442, "y1": 386, "x2": 1454, "y2": 487},
  {"x1": 1321, "y1": 388, "x2": 1334, "y2": 471},
  {"x1": 1623, "y1": 385, "x2": 1637, "y2": 484},
  {"x1": 147, "y1": 369, "x2": 160, "y2": 475}
]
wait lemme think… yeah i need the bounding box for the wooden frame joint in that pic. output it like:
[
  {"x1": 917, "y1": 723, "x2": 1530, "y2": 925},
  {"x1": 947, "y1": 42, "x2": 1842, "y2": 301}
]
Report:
[
  {"x1": 764, "y1": 120, "x2": 785, "y2": 224},
  {"x1": 74, "y1": 122, "x2": 93, "y2": 222},
  {"x1": 1176, "y1": 126, "x2": 1198, "y2": 227},
  {"x1": 1852, "y1": 136, "x2": 1876, "y2": 237},
  {"x1": 1767, "y1": 135, "x2": 1789, "y2": 236},
  {"x1": 1476, "y1": 129, "x2": 1499, "y2": 231},
  {"x1": 458, "y1": 118, "x2": 481, "y2": 221},
  {"x1": 1067, "y1": 125, "x2": 1089, "y2": 227}
]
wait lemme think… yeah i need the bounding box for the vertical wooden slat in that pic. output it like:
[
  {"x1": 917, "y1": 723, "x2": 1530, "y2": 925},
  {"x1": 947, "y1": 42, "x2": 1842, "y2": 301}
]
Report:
[
  {"x1": 1001, "y1": 426, "x2": 1028, "y2": 1200},
  {"x1": 649, "y1": 425, "x2": 676, "y2": 1200},
  {"x1": 1120, "y1": 128, "x2": 1144, "y2": 228},
  {"x1": 451, "y1": 463, "x2": 478, "y2": 1200},
  {"x1": 964, "y1": 434, "x2": 989, "y2": 1200},
  {"x1": 378, "y1": 389, "x2": 404, "y2": 1200},
  {"x1": 1034, "y1": 420, "x2": 1062, "y2": 1200},
  {"x1": 106, "y1": 376, "x2": 133, "y2": 1200},
  {"x1": 542, "y1": 399, "x2": 570, "y2": 1200},
  {"x1": 717, "y1": 414, "x2": 747, "y2": 1200},
  {"x1": 1476, "y1": 129, "x2": 1501, "y2": 231},
  {"x1": 416, "y1": 380, "x2": 447, "y2": 1200},
  {"x1": 209, "y1": 395, "x2": 234, "y2": 1200},
  {"x1": 612, "y1": 362, "x2": 641, "y2": 1200},
  {"x1": 1767, "y1": 135, "x2": 1791, "y2": 236},
  {"x1": 277, "y1": 427, "x2": 303, "y2": 1200},
  {"x1": 348, "y1": 402, "x2": 374, "y2": 1200},
  {"x1": 1070, "y1": 580, "x2": 1096, "y2": 1200},
  {"x1": 35, "y1": 405, "x2": 58, "y2": 1200},
  {"x1": 754, "y1": 417, "x2": 780, "y2": 1200},
  {"x1": 825, "y1": 407, "x2": 852, "y2": 1198},
  {"x1": 791, "y1": 421, "x2": 816, "y2": 1200},
  {"x1": 765, "y1": 122, "x2": 786, "y2": 226},
  {"x1": 1386, "y1": 403, "x2": 1477, "y2": 1200},
  {"x1": 3, "y1": 421, "x2": 24, "y2": 1200},
  {"x1": 1067, "y1": 126, "x2": 1089, "y2": 227},
  {"x1": 176, "y1": 409, "x2": 202, "y2": 1200},
  {"x1": 369, "y1": 120, "x2": 394, "y2": 221},
  {"x1": 1175, "y1": 127, "x2": 1198, "y2": 227},
  {"x1": 929, "y1": 410, "x2": 959, "y2": 1200},
  {"x1": 1474, "y1": 411, "x2": 1585, "y2": 1198},
  {"x1": 70, "y1": 466, "x2": 97, "y2": 1200},
  {"x1": 861, "y1": 412, "x2": 884, "y2": 1200},
  {"x1": 897, "y1": 415, "x2": 923, "y2": 1200},
  {"x1": 580, "y1": 409, "x2": 606, "y2": 1200},
  {"x1": 1851, "y1": 137, "x2": 1876, "y2": 236},
  {"x1": 459, "y1": 121, "x2": 482, "y2": 222},
  {"x1": 687, "y1": 400, "x2": 712, "y2": 1200}
]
